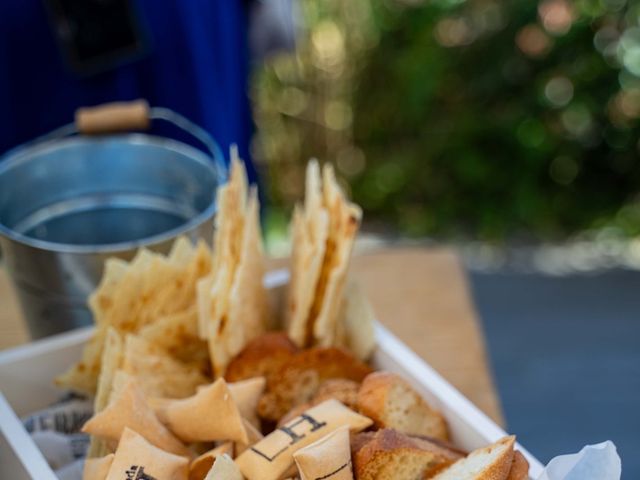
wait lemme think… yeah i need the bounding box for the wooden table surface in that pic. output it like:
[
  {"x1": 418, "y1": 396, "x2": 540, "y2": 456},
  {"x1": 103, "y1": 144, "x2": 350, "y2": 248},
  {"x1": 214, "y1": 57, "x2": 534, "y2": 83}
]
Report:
[{"x1": 0, "y1": 247, "x2": 504, "y2": 425}]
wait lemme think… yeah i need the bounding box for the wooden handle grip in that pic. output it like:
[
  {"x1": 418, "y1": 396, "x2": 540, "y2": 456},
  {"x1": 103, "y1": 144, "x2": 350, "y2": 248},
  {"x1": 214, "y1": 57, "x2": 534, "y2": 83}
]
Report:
[{"x1": 75, "y1": 100, "x2": 150, "y2": 134}]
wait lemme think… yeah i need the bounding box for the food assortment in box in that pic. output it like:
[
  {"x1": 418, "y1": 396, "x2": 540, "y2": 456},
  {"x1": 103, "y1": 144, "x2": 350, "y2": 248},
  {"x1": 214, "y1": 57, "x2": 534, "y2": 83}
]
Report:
[{"x1": 49, "y1": 151, "x2": 530, "y2": 480}]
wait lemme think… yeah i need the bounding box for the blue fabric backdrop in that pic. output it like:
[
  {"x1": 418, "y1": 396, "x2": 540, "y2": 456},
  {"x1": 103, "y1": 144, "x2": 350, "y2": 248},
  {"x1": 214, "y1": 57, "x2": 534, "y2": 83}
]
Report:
[{"x1": 0, "y1": 0, "x2": 256, "y2": 181}]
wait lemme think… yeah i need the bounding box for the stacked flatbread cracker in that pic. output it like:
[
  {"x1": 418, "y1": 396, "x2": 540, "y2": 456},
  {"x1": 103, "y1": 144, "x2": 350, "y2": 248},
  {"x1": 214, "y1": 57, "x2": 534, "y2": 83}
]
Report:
[
  {"x1": 197, "y1": 147, "x2": 269, "y2": 377},
  {"x1": 287, "y1": 161, "x2": 364, "y2": 351},
  {"x1": 56, "y1": 237, "x2": 213, "y2": 396}
]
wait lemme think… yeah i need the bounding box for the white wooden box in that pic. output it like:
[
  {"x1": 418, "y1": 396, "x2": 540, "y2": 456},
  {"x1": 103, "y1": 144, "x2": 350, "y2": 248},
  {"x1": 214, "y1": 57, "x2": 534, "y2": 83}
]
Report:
[{"x1": 0, "y1": 273, "x2": 544, "y2": 479}]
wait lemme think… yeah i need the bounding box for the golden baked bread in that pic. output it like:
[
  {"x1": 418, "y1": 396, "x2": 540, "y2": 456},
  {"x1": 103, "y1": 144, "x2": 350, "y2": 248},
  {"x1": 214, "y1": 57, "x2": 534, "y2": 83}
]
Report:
[
  {"x1": 258, "y1": 347, "x2": 372, "y2": 422},
  {"x1": 353, "y1": 428, "x2": 461, "y2": 480},
  {"x1": 431, "y1": 436, "x2": 516, "y2": 480},
  {"x1": 357, "y1": 371, "x2": 449, "y2": 441},
  {"x1": 277, "y1": 379, "x2": 360, "y2": 427},
  {"x1": 506, "y1": 451, "x2": 530, "y2": 480},
  {"x1": 224, "y1": 332, "x2": 299, "y2": 383}
]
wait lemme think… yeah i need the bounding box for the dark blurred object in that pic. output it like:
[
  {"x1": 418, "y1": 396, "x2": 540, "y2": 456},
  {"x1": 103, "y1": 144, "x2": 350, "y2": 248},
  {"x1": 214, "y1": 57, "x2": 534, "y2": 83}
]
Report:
[
  {"x1": 253, "y1": 0, "x2": 640, "y2": 241},
  {"x1": 0, "y1": 0, "x2": 256, "y2": 183},
  {"x1": 248, "y1": 0, "x2": 297, "y2": 63},
  {"x1": 44, "y1": 0, "x2": 148, "y2": 75}
]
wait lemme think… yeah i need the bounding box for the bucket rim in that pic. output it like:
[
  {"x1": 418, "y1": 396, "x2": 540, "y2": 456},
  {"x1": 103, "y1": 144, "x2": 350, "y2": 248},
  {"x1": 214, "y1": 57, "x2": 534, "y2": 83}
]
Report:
[{"x1": 0, "y1": 134, "x2": 225, "y2": 254}]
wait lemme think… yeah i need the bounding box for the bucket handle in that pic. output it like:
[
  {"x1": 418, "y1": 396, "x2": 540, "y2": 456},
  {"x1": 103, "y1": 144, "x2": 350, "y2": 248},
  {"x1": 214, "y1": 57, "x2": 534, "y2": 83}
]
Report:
[
  {"x1": 75, "y1": 100, "x2": 151, "y2": 134},
  {"x1": 10, "y1": 100, "x2": 227, "y2": 182}
]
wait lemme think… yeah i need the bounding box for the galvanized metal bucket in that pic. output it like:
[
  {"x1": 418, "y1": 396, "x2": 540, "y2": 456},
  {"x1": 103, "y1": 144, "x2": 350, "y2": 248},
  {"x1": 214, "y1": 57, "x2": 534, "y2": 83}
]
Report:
[{"x1": 0, "y1": 101, "x2": 227, "y2": 339}]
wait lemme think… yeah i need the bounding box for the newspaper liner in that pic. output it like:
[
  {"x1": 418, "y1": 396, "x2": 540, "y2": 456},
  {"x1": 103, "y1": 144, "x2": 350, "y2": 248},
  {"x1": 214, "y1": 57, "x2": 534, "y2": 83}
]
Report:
[
  {"x1": 235, "y1": 399, "x2": 372, "y2": 480},
  {"x1": 81, "y1": 379, "x2": 189, "y2": 457},
  {"x1": 293, "y1": 425, "x2": 353, "y2": 480},
  {"x1": 105, "y1": 428, "x2": 188, "y2": 480}
]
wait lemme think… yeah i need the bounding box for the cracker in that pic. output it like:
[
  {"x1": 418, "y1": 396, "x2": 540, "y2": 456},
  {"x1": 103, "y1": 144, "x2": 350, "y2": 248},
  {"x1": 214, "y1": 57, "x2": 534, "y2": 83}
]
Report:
[
  {"x1": 312, "y1": 164, "x2": 362, "y2": 347},
  {"x1": 285, "y1": 161, "x2": 362, "y2": 350},
  {"x1": 57, "y1": 239, "x2": 212, "y2": 396},
  {"x1": 286, "y1": 161, "x2": 329, "y2": 347},
  {"x1": 105, "y1": 428, "x2": 188, "y2": 480},
  {"x1": 82, "y1": 379, "x2": 189, "y2": 456},
  {"x1": 121, "y1": 335, "x2": 208, "y2": 399},
  {"x1": 199, "y1": 151, "x2": 269, "y2": 377}
]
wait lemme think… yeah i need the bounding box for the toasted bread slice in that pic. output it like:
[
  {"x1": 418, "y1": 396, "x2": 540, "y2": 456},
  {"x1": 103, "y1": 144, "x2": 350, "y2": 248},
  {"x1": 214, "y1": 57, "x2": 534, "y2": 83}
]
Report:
[
  {"x1": 314, "y1": 378, "x2": 360, "y2": 409},
  {"x1": 357, "y1": 371, "x2": 449, "y2": 441},
  {"x1": 351, "y1": 431, "x2": 376, "y2": 457},
  {"x1": 507, "y1": 451, "x2": 529, "y2": 480},
  {"x1": 258, "y1": 347, "x2": 372, "y2": 422},
  {"x1": 224, "y1": 332, "x2": 299, "y2": 383},
  {"x1": 431, "y1": 436, "x2": 516, "y2": 480},
  {"x1": 277, "y1": 379, "x2": 360, "y2": 426},
  {"x1": 354, "y1": 428, "x2": 461, "y2": 480}
]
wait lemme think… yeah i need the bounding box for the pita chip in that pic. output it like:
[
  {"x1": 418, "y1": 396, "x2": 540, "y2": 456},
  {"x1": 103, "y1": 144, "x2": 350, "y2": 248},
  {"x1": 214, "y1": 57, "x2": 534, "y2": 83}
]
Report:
[
  {"x1": 86, "y1": 328, "x2": 124, "y2": 458},
  {"x1": 55, "y1": 325, "x2": 108, "y2": 396},
  {"x1": 199, "y1": 150, "x2": 268, "y2": 377},
  {"x1": 121, "y1": 335, "x2": 208, "y2": 399},
  {"x1": 163, "y1": 378, "x2": 249, "y2": 444},
  {"x1": 336, "y1": 281, "x2": 376, "y2": 361},
  {"x1": 82, "y1": 378, "x2": 189, "y2": 457},
  {"x1": 83, "y1": 454, "x2": 114, "y2": 480},
  {"x1": 106, "y1": 428, "x2": 188, "y2": 480},
  {"x1": 57, "y1": 238, "x2": 211, "y2": 396},
  {"x1": 93, "y1": 329, "x2": 124, "y2": 413},
  {"x1": 286, "y1": 162, "x2": 362, "y2": 350},
  {"x1": 204, "y1": 454, "x2": 244, "y2": 480},
  {"x1": 229, "y1": 377, "x2": 266, "y2": 428},
  {"x1": 138, "y1": 306, "x2": 209, "y2": 369},
  {"x1": 294, "y1": 426, "x2": 353, "y2": 480},
  {"x1": 189, "y1": 443, "x2": 234, "y2": 480},
  {"x1": 312, "y1": 164, "x2": 362, "y2": 347},
  {"x1": 235, "y1": 399, "x2": 372, "y2": 480},
  {"x1": 286, "y1": 161, "x2": 329, "y2": 347},
  {"x1": 169, "y1": 236, "x2": 195, "y2": 265}
]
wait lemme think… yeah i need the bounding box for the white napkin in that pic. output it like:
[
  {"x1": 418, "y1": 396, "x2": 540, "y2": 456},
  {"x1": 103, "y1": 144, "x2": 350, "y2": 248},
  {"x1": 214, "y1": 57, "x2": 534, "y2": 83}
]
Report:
[{"x1": 537, "y1": 441, "x2": 621, "y2": 480}]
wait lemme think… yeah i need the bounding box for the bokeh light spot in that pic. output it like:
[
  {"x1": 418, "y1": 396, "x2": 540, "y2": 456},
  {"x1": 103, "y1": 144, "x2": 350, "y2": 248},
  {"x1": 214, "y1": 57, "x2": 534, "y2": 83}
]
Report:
[
  {"x1": 516, "y1": 24, "x2": 552, "y2": 58},
  {"x1": 594, "y1": 26, "x2": 618, "y2": 54},
  {"x1": 538, "y1": 0, "x2": 575, "y2": 36},
  {"x1": 435, "y1": 17, "x2": 476, "y2": 47},
  {"x1": 311, "y1": 21, "x2": 345, "y2": 71},
  {"x1": 324, "y1": 101, "x2": 352, "y2": 130},
  {"x1": 561, "y1": 104, "x2": 593, "y2": 138},
  {"x1": 279, "y1": 87, "x2": 308, "y2": 117},
  {"x1": 623, "y1": 46, "x2": 640, "y2": 76},
  {"x1": 545, "y1": 76, "x2": 574, "y2": 107},
  {"x1": 336, "y1": 147, "x2": 366, "y2": 177}
]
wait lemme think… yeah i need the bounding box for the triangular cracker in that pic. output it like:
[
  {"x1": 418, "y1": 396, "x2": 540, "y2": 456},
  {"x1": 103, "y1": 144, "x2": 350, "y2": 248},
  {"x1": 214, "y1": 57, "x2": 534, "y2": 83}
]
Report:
[
  {"x1": 199, "y1": 149, "x2": 269, "y2": 377},
  {"x1": 286, "y1": 161, "x2": 362, "y2": 349},
  {"x1": 286, "y1": 160, "x2": 329, "y2": 347}
]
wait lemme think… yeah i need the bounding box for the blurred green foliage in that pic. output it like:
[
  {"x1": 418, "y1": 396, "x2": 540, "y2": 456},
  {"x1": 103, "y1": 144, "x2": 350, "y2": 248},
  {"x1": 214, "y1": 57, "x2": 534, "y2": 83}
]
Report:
[{"x1": 252, "y1": 0, "x2": 640, "y2": 241}]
